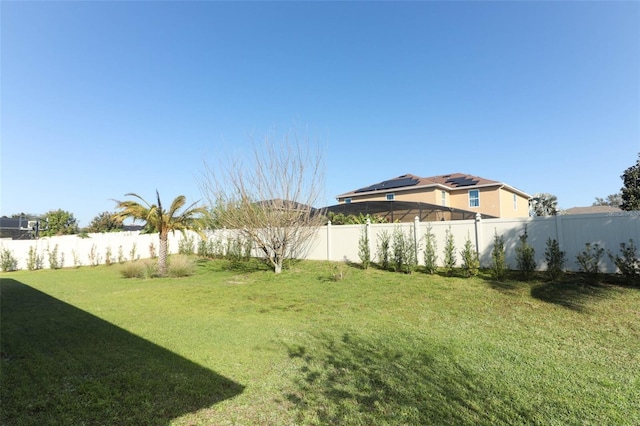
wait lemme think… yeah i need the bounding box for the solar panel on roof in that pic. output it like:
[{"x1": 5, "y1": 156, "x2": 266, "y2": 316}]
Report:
[
  {"x1": 355, "y1": 177, "x2": 419, "y2": 193},
  {"x1": 445, "y1": 177, "x2": 478, "y2": 187}
]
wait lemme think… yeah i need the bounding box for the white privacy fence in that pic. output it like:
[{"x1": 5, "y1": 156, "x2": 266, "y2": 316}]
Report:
[{"x1": 1, "y1": 212, "x2": 638, "y2": 273}]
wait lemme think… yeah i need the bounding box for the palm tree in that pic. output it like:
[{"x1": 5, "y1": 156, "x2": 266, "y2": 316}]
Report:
[
  {"x1": 529, "y1": 193, "x2": 559, "y2": 217},
  {"x1": 113, "y1": 191, "x2": 206, "y2": 276}
]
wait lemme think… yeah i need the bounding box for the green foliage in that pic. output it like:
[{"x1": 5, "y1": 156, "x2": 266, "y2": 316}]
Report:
[
  {"x1": 120, "y1": 259, "x2": 158, "y2": 279},
  {"x1": 376, "y1": 230, "x2": 391, "y2": 270},
  {"x1": 491, "y1": 231, "x2": 507, "y2": 281},
  {"x1": 358, "y1": 225, "x2": 371, "y2": 269},
  {"x1": 27, "y1": 246, "x2": 44, "y2": 271},
  {"x1": 515, "y1": 226, "x2": 536, "y2": 281},
  {"x1": 328, "y1": 212, "x2": 387, "y2": 225},
  {"x1": 225, "y1": 235, "x2": 252, "y2": 261},
  {"x1": 609, "y1": 239, "x2": 640, "y2": 285},
  {"x1": 104, "y1": 246, "x2": 113, "y2": 266},
  {"x1": 620, "y1": 153, "x2": 640, "y2": 211},
  {"x1": 40, "y1": 209, "x2": 79, "y2": 236},
  {"x1": 47, "y1": 244, "x2": 63, "y2": 269},
  {"x1": 390, "y1": 226, "x2": 417, "y2": 274},
  {"x1": 148, "y1": 242, "x2": 157, "y2": 259},
  {"x1": 71, "y1": 250, "x2": 82, "y2": 268},
  {"x1": 460, "y1": 233, "x2": 479, "y2": 278},
  {"x1": 544, "y1": 238, "x2": 566, "y2": 281},
  {"x1": 0, "y1": 248, "x2": 18, "y2": 272},
  {"x1": 423, "y1": 224, "x2": 438, "y2": 274},
  {"x1": 88, "y1": 244, "x2": 101, "y2": 267},
  {"x1": 129, "y1": 243, "x2": 138, "y2": 262},
  {"x1": 117, "y1": 246, "x2": 125, "y2": 264},
  {"x1": 85, "y1": 211, "x2": 123, "y2": 233},
  {"x1": 576, "y1": 243, "x2": 605, "y2": 279},
  {"x1": 178, "y1": 234, "x2": 196, "y2": 255},
  {"x1": 167, "y1": 255, "x2": 196, "y2": 277},
  {"x1": 443, "y1": 227, "x2": 456, "y2": 275}
]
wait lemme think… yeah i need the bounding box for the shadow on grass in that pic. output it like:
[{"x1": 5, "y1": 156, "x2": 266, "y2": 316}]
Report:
[
  {"x1": 529, "y1": 274, "x2": 628, "y2": 312},
  {"x1": 0, "y1": 279, "x2": 243, "y2": 425},
  {"x1": 284, "y1": 332, "x2": 535, "y2": 425}
]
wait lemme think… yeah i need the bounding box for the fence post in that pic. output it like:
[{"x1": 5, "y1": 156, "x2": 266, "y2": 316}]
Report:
[
  {"x1": 555, "y1": 214, "x2": 564, "y2": 252},
  {"x1": 414, "y1": 216, "x2": 420, "y2": 262},
  {"x1": 327, "y1": 221, "x2": 332, "y2": 261},
  {"x1": 474, "y1": 212, "x2": 482, "y2": 262}
]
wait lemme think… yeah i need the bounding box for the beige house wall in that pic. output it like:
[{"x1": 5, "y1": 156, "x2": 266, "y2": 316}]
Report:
[
  {"x1": 339, "y1": 187, "x2": 441, "y2": 204},
  {"x1": 498, "y1": 188, "x2": 530, "y2": 218},
  {"x1": 449, "y1": 187, "x2": 502, "y2": 217}
]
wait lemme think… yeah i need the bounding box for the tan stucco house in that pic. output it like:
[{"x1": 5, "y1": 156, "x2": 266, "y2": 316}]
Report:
[{"x1": 335, "y1": 173, "x2": 532, "y2": 219}]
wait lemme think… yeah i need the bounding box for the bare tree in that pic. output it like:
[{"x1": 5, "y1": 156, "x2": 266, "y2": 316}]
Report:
[{"x1": 201, "y1": 130, "x2": 325, "y2": 273}]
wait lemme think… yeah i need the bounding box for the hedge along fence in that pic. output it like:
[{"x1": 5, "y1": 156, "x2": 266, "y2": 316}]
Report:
[{"x1": 1, "y1": 212, "x2": 639, "y2": 273}]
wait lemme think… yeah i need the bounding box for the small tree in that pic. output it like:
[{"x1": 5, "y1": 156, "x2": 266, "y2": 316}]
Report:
[
  {"x1": 460, "y1": 233, "x2": 479, "y2": 278},
  {"x1": 113, "y1": 191, "x2": 206, "y2": 276},
  {"x1": 86, "y1": 211, "x2": 124, "y2": 233},
  {"x1": 515, "y1": 226, "x2": 536, "y2": 281},
  {"x1": 609, "y1": 239, "x2": 640, "y2": 284},
  {"x1": 620, "y1": 153, "x2": 640, "y2": 211},
  {"x1": 40, "y1": 209, "x2": 79, "y2": 236},
  {"x1": 491, "y1": 230, "x2": 507, "y2": 281},
  {"x1": 376, "y1": 230, "x2": 391, "y2": 270},
  {"x1": 576, "y1": 243, "x2": 605, "y2": 280},
  {"x1": 443, "y1": 227, "x2": 456, "y2": 276},
  {"x1": 201, "y1": 130, "x2": 325, "y2": 274},
  {"x1": 423, "y1": 224, "x2": 438, "y2": 274},
  {"x1": 544, "y1": 238, "x2": 566, "y2": 281},
  {"x1": 358, "y1": 224, "x2": 371, "y2": 270}
]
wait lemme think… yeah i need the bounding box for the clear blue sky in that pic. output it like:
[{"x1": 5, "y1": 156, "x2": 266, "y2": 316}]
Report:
[{"x1": 2, "y1": 1, "x2": 639, "y2": 226}]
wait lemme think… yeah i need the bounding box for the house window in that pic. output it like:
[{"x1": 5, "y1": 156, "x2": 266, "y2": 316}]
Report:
[
  {"x1": 386, "y1": 193, "x2": 395, "y2": 201},
  {"x1": 441, "y1": 190, "x2": 446, "y2": 206},
  {"x1": 469, "y1": 190, "x2": 479, "y2": 207},
  {"x1": 513, "y1": 194, "x2": 517, "y2": 210},
  {"x1": 345, "y1": 198, "x2": 352, "y2": 204}
]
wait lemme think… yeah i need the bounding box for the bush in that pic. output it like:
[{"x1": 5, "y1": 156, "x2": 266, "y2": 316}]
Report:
[
  {"x1": 391, "y1": 226, "x2": 417, "y2": 274},
  {"x1": 515, "y1": 226, "x2": 536, "y2": 281},
  {"x1": 544, "y1": 238, "x2": 565, "y2": 281},
  {"x1": 576, "y1": 243, "x2": 604, "y2": 280},
  {"x1": 609, "y1": 239, "x2": 640, "y2": 284},
  {"x1": 423, "y1": 225, "x2": 438, "y2": 274},
  {"x1": 48, "y1": 244, "x2": 63, "y2": 269},
  {"x1": 491, "y1": 231, "x2": 507, "y2": 281},
  {"x1": 1, "y1": 248, "x2": 18, "y2": 272},
  {"x1": 358, "y1": 225, "x2": 371, "y2": 269},
  {"x1": 168, "y1": 255, "x2": 196, "y2": 277},
  {"x1": 120, "y1": 261, "x2": 146, "y2": 279},
  {"x1": 178, "y1": 234, "x2": 195, "y2": 255},
  {"x1": 27, "y1": 246, "x2": 44, "y2": 271},
  {"x1": 376, "y1": 230, "x2": 391, "y2": 270},
  {"x1": 443, "y1": 227, "x2": 456, "y2": 276},
  {"x1": 460, "y1": 233, "x2": 479, "y2": 278}
]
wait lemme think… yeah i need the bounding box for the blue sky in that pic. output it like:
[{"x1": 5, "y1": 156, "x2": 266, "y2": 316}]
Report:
[{"x1": 2, "y1": 1, "x2": 639, "y2": 226}]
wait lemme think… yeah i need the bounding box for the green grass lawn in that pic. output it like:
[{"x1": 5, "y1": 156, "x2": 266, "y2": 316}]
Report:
[{"x1": 1, "y1": 259, "x2": 639, "y2": 425}]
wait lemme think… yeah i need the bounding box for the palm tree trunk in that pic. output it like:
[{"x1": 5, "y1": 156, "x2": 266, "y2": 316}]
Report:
[{"x1": 158, "y1": 233, "x2": 168, "y2": 276}]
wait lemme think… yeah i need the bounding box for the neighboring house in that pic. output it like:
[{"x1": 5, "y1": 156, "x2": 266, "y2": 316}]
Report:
[
  {"x1": 335, "y1": 173, "x2": 532, "y2": 220},
  {"x1": 563, "y1": 205, "x2": 622, "y2": 215}
]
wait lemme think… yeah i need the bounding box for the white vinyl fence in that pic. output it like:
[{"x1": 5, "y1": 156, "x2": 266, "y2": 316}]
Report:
[{"x1": 1, "y1": 212, "x2": 639, "y2": 274}]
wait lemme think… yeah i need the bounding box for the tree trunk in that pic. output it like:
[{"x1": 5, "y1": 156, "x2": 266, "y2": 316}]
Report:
[{"x1": 158, "y1": 233, "x2": 168, "y2": 276}]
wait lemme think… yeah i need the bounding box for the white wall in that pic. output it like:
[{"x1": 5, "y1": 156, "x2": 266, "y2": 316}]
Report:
[{"x1": 2, "y1": 212, "x2": 638, "y2": 273}]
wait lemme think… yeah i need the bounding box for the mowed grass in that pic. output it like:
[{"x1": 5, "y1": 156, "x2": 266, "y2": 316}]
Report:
[{"x1": 1, "y1": 259, "x2": 639, "y2": 425}]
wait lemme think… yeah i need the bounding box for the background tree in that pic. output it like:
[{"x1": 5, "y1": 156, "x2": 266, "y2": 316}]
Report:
[
  {"x1": 40, "y1": 209, "x2": 79, "y2": 236},
  {"x1": 620, "y1": 153, "x2": 640, "y2": 211},
  {"x1": 593, "y1": 193, "x2": 622, "y2": 208},
  {"x1": 86, "y1": 211, "x2": 124, "y2": 233},
  {"x1": 113, "y1": 191, "x2": 206, "y2": 276},
  {"x1": 529, "y1": 193, "x2": 558, "y2": 217},
  {"x1": 201, "y1": 130, "x2": 325, "y2": 274}
]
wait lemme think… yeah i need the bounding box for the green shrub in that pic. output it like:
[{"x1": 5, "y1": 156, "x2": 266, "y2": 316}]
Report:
[
  {"x1": 576, "y1": 243, "x2": 604, "y2": 280},
  {"x1": 1, "y1": 248, "x2": 18, "y2": 272},
  {"x1": 148, "y1": 242, "x2": 157, "y2": 259},
  {"x1": 423, "y1": 224, "x2": 438, "y2": 274},
  {"x1": 391, "y1": 226, "x2": 417, "y2": 274},
  {"x1": 491, "y1": 231, "x2": 507, "y2": 281},
  {"x1": 120, "y1": 261, "x2": 146, "y2": 279},
  {"x1": 48, "y1": 244, "x2": 63, "y2": 269},
  {"x1": 88, "y1": 244, "x2": 101, "y2": 267},
  {"x1": 168, "y1": 255, "x2": 196, "y2": 277},
  {"x1": 358, "y1": 225, "x2": 371, "y2": 270},
  {"x1": 460, "y1": 233, "x2": 479, "y2": 278},
  {"x1": 609, "y1": 239, "x2": 640, "y2": 285},
  {"x1": 178, "y1": 234, "x2": 195, "y2": 255},
  {"x1": 118, "y1": 246, "x2": 125, "y2": 264},
  {"x1": 544, "y1": 238, "x2": 565, "y2": 281},
  {"x1": 443, "y1": 227, "x2": 456, "y2": 276},
  {"x1": 105, "y1": 246, "x2": 113, "y2": 266},
  {"x1": 515, "y1": 226, "x2": 536, "y2": 281},
  {"x1": 376, "y1": 230, "x2": 391, "y2": 270},
  {"x1": 71, "y1": 250, "x2": 82, "y2": 268},
  {"x1": 27, "y1": 246, "x2": 44, "y2": 270}
]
